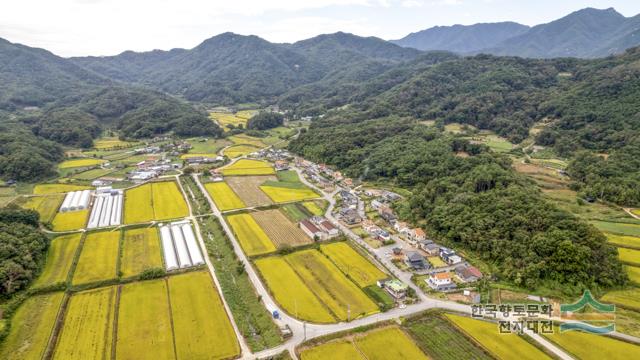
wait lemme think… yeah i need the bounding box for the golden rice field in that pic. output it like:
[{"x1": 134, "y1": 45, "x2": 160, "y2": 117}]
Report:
[
  {"x1": 627, "y1": 266, "x2": 640, "y2": 283},
  {"x1": 33, "y1": 233, "x2": 82, "y2": 288},
  {"x1": 120, "y1": 227, "x2": 163, "y2": 278},
  {"x1": 445, "y1": 313, "x2": 551, "y2": 360},
  {"x1": 52, "y1": 209, "x2": 89, "y2": 231},
  {"x1": 224, "y1": 144, "x2": 261, "y2": 158},
  {"x1": 544, "y1": 326, "x2": 640, "y2": 359},
  {"x1": 256, "y1": 256, "x2": 335, "y2": 323},
  {"x1": 619, "y1": 247, "x2": 640, "y2": 266},
  {"x1": 53, "y1": 287, "x2": 116, "y2": 359},
  {"x1": 286, "y1": 250, "x2": 379, "y2": 321},
  {"x1": 58, "y1": 158, "x2": 106, "y2": 169},
  {"x1": 228, "y1": 134, "x2": 266, "y2": 147},
  {"x1": 601, "y1": 288, "x2": 640, "y2": 311},
  {"x1": 33, "y1": 183, "x2": 92, "y2": 195},
  {"x1": 221, "y1": 159, "x2": 275, "y2": 176},
  {"x1": 168, "y1": 271, "x2": 240, "y2": 359},
  {"x1": 227, "y1": 213, "x2": 276, "y2": 256},
  {"x1": 300, "y1": 340, "x2": 364, "y2": 360},
  {"x1": 252, "y1": 209, "x2": 312, "y2": 248},
  {"x1": 607, "y1": 233, "x2": 640, "y2": 248},
  {"x1": 302, "y1": 201, "x2": 324, "y2": 216},
  {"x1": 180, "y1": 153, "x2": 218, "y2": 159},
  {"x1": 116, "y1": 280, "x2": 175, "y2": 360},
  {"x1": 320, "y1": 242, "x2": 386, "y2": 288},
  {"x1": 20, "y1": 194, "x2": 64, "y2": 223},
  {"x1": 93, "y1": 138, "x2": 139, "y2": 150},
  {"x1": 354, "y1": 327, "x2": 429, "y2": 360},
  {"x1": 72, "y1": 231, "x2": 119, "y2": 285},
  {"x1": 210, "y1": 111, "x2": 255, "y2": 131},
  {"x1": 205, "y1": 182, "x2": 246, "y2": 211},
  {"x1": 260, "y1": 185, "x2": 319, "y2": 203},
  {"x1": 0, "y1": 292, "x2": 64, "y2": 359},
  {"x1": 124, "y1": 181, "x2": 188, "y2": 223}
]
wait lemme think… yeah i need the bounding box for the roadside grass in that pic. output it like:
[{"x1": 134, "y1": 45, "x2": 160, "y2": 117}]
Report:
[
  {"x1": 591, "y1": 221, "x2": 640, "y2": 237},
  {"x1": 543, "y1": 326, "x2": 640, "y2": 359},
  {"x1": 19, "y1": 194, "x2": 64, "y2": 223},
  {"x1": 116, "y1": 279, "x2": 175, "y2": 359},
  {"x1": 72, "y1": 231, "x2": 119, "y2": 285},
  {"x1": 255, "y1": 256, "x2": 335, "y2": 323},
  {"x1": 168, "y1": 271, "x2": 240, "y2": 359},
  {"x1": 607, "y1": 233, "x2": 640, "y2": 249},
  {"x1": 33, "y1": 233, "x2": 82, "y2": 288},
  {"x1": 205, "y1": 182, "x2": 246, "y2": 211},
  {"x1": 227, "y1": 213, "x2": 276, "y2": 256},
  {"x1": 33, "y1": 184, "x2": 92, "y2": 195},
  {"x1": 320, "y1": 242, "x2": 386, "y2": 288},
  {"x1": 619, "y1": 247, "x2": 640, "y2": 266},
  {"x1": 354, "y1": 327, "x2": 429, "y2": 360},
  {"x1": 58, "y1": 158, "x2": 106, "y2": 169},
  {"x1": 444, "y1": 313, "x2": 551, "y2": 360},
  {"x1": 0, "y1": 292, "x2": 64, "y2": 359},
  {"x1": 120, "y1": 227, "x2": 163, "y2": 278},
  {"x1": 221, "y1": 159, "x2": 274, "y2": 176},
  {"x1": 601, "y1": 288, "x2": 640, "y2": 311},
  {"x1": 53, "y1": 286, "x2": 116, "y2": 359},
  {"x1": 52, "y1": 209, "x2": 89, "y2": 231}
]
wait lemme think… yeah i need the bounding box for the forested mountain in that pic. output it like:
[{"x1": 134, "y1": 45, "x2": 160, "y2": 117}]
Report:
[{"x1": 391, "y1": 22, "x2": 530, "y2": 53}]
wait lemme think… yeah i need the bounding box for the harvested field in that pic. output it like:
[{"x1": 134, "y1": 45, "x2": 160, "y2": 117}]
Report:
[
  {"x1": 58, "y1": 158, "x2": 106, "y2": 169},
  {"x1": 53, "y1": 287, "x2": 116, "y2": 359},
  {"x1": 168, "y1": 271, "x2": 240, "y2": 359},
  {"x1": 33, "y1": 233, "x2": 82, "y2": 288},
  {"x1": 286, "y1": 250, "x2": 379, "y2": 321},
  {"x1": 252, "y1": 209, "x2": 312, "y2": 248},
  {"x1": 320, "y1": 242, "x2": 386, "y2": 288},
  {"x1": 260, "y1": 185, "x2": 319, "y2": 203},
  {"x1": 72, "y1": 231, "x2": 119, "y2": 285},
  {"x1": 116, "y1": 279, "x2": 175, "y2": 360},
  {"x1": 124, "y1": 181, "x2": 188, "y2": 223},
  {"x1": 0, "y1": 292, "x2": 64, "y2": 359},
  {"x1": 120, "y1": 227, "x2": 163, "y2": 278},
  {"x1": 227, "y1": 213, "x2": 276, "y2": 256},
  {"x1": 255, "y1": 256, "x2": 335, "y2": 323},
  {"x1": 52, "y1": 209, "x2": 89, "y2": 231},
  {"x1": 205, "y1": 182, "x2": 246, "y2": 211},
  {"x1": 222, "y1": 159, "x2": 274, "y2": 176},
  {"x1": 544, "y1": 326, "x2": 640, "y2": 359},
  {"x1": 226, "y1": 175, "x2": 275, "y2": 207},
  {"x1": 354, "y1": 327, "x2": 428, "y2": 360},
  {"x1": 281, "y1": 203, "x2": 311, "y2": 221},
  {"x1": 33, "y1": 184, "x2": 92, "y2": 195},
  {"x1": 20, "y1": 194, "x2": 64, "y2": 223}
]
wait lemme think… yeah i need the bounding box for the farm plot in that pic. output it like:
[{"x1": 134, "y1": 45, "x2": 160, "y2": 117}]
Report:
[
  {"x1": 354, "y1": 327, "x2": 429, "y2": 360},
  {"x1": 71, "y1": 168, "x2": 114, "y2": 180},
  {"x1": 0, "y1": 292, "x2": 64, "y2": 360},
  {"x1": 591, "y1": 221, "x2": 640, "y2": 237},
  {"x1": 222, "y1": 159, "x2": 275, "y2": 176},
  {"x1": 227, "y1": 213, "x2": 276, "y2": 256},
  {"x1": 120, "y1": 227, "x2": 163, "y2": 278},
  {"x1": 627, "y1": 266, "x2": 640, "y2": 283},
  {"x1": 72, "y1": 231, "x2": 119, "y2": 285},
  {"x1": 282, "y1": 203, "x2": 311, "y2": 221},
  {"x1": 619, "y1": 248, "x2": 640, "y2": 266},
  {"x1": 33, "y1": 233, "x2": 82, "y2": 288},
  {"x1": 124, "y1": 181, "x2": 188, "y2": 223},
  {"x1": 300, "y1": 340, "x2": 364, "y2": 360},
  {"x1": 260, "y1": 183, "x2": 319, "y2": 203},
  {"x1": 168, "y1": 271, "x2": 240, "y2": 360},
  {"x1": 286, "y1": 250, "x2": 379, "y2": 321},
  {"x1": 601, "y1": 288, "x2": 640, "y2": 311},
  {"x1": 224, "y1": 144, "x2": 261, "y2": 158},
  {"x1": 544, "y1": 326, "x2": 640, "y2": 359},
  {"x1": 226, "y1": 175, "x2": 275, "y2": 207},
  {"x1": 53, "y1": 287, "x2": 116, "y2": 359},
  {"x1": 302, "y1": 201, "x2": 324, "y2": 216},
  {"x1": 320, "y1": 242, "x2": 386, "y2": 288},
  {"x1": 255, "y1": 257, "x2": 335, "y2": 323},
  {"x1": 607, "y1": 234, "x2": 640, "y2": 248},
  {"x1": 52, "y1": 209, "x2": 89, "y2": 231},
  {"x1": 210, "y1": 111, "x2": 253, "y2": 130},
  {"x1": 252, "y1": 209, "x2": 312, "y2": 248},
  {"x1": 445, "y1": 313, "x2": 551, "y2": 360},
  {"x1": 20, "y1": 194, "x2": 64, "y2": 223},
  {"x1": 58, "y1": 158, "x2": 106, "y2": 169},
  {"x1": 93, "y1": 137, "x2": 139, "y2": 150},
  {"x1": 205, "y1": 182, "x2": 246, "y2": 211},
  {"x1": 116, "y1": 280, "x2": 175, "y2": 360},
  {"x1": 229, "y1": 134, "x2": 266, "y2": 147},
  {"x1": 33, "y1": 183, "x2": 92, "y2": 195}
]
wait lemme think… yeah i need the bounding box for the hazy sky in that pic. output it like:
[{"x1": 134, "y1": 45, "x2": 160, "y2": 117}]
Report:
[{"x1": 1, "y1": 0, "x2": 639, "y2": 57}]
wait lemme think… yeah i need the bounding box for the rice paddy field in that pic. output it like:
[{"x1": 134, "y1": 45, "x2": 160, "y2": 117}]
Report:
[
  {"x1": 224, "y1": 144, "x2": 261, "y2": 158},
  {"x1": 619, "y1": 247, "x2": 640, "y2": 266},
  {"x1": 544, "y1": 328, "x2": 640, "y2": 359},
  {"x1": 120, "y1": 227, "x2": 163, "y2": 278},
  {"x1": 281, "y1": 203, "x2": 312, "y2": 221},
  {"x1": 33, "y1": 183, "x2": 92, "y2": 195},
  {"x1": 71, "y1": 168, "x2": 114, "y2": 180},
  {"x1": 286, "y1": 250, "x2": 379, "y2": 321},
  {"x1": 33, "y1": 233, "x2": 82, "y2": 288},
  {"x1": 607, "y1": 233, "x2": 640, "y2": 248},
  {"x1": 445, "y1": 313, "x2": 551, "y2": 360},
  {"x1": 58, "y1": 158, "x2": 106, "y2": 169},
  {"x1": 19, "y1": 194, "x2": 64, "y2": 223},
  {"x1": 627, "y1": 266, "x2": 640, "y2": 283},
  {"x1": 255, "y1": 256, "x2": 335, "y2": 323},
  {"x1": 354, "y1": 327, "x2": 429, "y2": 360},
  {"x1": 591, "y1": 221, "x2": 640, "y2": 237},
  {"x1": 124, "y1": 181, "x2": 188, "y2": 223},
  {"x1": 210, "y1": 111, "x2": 256, "y2": 131},
  {"x1": 320, "y1": 242, "x2": 386, "y2": 288},
  {"x1": 222, "y1": 159, "x2": 275, "y2": 176},
  {"x1": 300, "y1": 340, "x2": 364, "y2": 360},
  {"x1": 229, "y1": 134, "x2": 267, "y2": 147},
  {"x1": 53, "y1": 287, "x2": 116, "y2": 359},
  {"x1": 93, "y1": 138, "x2": 139, "y2": 150},
  {"x1": 186, "y1": 137, "x2": 231, "y2": 154},
  {"x1": 227, "y1": 213, "x2": 276, "y2": 256},
  {"x1": 0, "y1": 292, "x2": 64, "y2": 359},
  {"x1": 168, "y1": 271, "x2": 240, "y2": 360},
  {"x1": 601, "y1": 288, "x2": 640, "y2": 311},
  {"x1": 72, "y1": 231, "x2": 119, "y2": 285},
  {"x1": 205, "y1": 182, "x2": 246, "y2": 211},
  {"x1": 116, "y1": 279, "x2": 175, "y2": 360},
  {"x1": 180, "y1": 152, "x2": 218, "y2": 159},
  {"x1": 226, "y1": 175, "x2": 275, "y2": 207},
  {"x1": 252, "y1": 209, "x2": 312, "y2": 248},
  {"x1": 260, "y1": 185, "x2": 319, "y2": 203},
  {"x1": 52, "y1": 209, "x2": 89, "y2": 231},
  {"x1": 302, "y1": 201, "x2": 324, "y2": 216}
]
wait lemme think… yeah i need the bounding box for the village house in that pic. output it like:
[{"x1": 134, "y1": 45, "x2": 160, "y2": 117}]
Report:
[
  {"x1": 440, "y1": 247, "x2": 463, "y2": 265},
  {"x1": 311, "y1": 216, "x2": 340, "y2": 239},
  {"x1": 426, "y1": 272, "x2": 457, "y2": 291},
  {"x1": 378, "y1": 206, "x2": 397, "y2": 222},
  {"x1": 208, "y1": 169, "x2": 224, "y2": 182},
  {"x1": 381, "y1": 279, "x2": 409, "y2": 300},
  {"x1": 338, "y1": 208, "x2": 361, "y2": 225},
  {"x1": 455, "y1": 265, "x2": 483, "y2": 283},
  {"x1": 394, "y1": 221, "x2": 411, "y2": 236},
  {"x1": 405, "y1": 251, "x2": 428, "y2": 270},
  {"x1": 299, "y1": 219, "x2": 324, "y2": 240},
  {"x1": 410, "y1": 228, "x2": 426, "y2": 242},
  {"x1": 371, "y1": 199, "x2": 384, "y2": 210},
  {"x1": 422, "y1": 242, "x2": 440, "y2": 256},
  {"x1": 274, "y1": 160, "x2": 289, "y2": 171},
  {"x1": 364, "y1": 189, "x2": 383, "y2": 197},
  {"x1": 382, "y1": 191, "x2": 402, "y2": 202}
]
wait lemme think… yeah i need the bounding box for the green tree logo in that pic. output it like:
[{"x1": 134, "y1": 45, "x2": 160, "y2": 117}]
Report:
[{"x1": 560, "y1": 290, "x2": 615, "y2": 333}]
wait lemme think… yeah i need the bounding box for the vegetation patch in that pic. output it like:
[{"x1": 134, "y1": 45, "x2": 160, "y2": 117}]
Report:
[
  {"x1": 120, "y1": 227, "x2": 163, "y2": 278},
  {"x1": 204, "y1": 182, "x2": 246, "y2": 211},
  {"x1": 319, "y1": 242, "x2": 386, "y2": 288},
  {"x1": 72, "y1": 231, "x2": 119, "y2": 285},
  {"x1": 19, "y1": 194, "x2": 64, "y2": 223},
  {"x1": 227, "y1": 213, "x2": 276, "y2": 256},
  {"x1": 33, "y1": 233, "x2": 82, "y2": 288},
  {"x1": 300, "y1": 339, "x2": 364, "y2": 360}
]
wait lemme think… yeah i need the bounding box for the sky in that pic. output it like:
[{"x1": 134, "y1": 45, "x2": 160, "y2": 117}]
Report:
[{"x1": 1, "y1": 0, "x2": 639, "y2": 57}]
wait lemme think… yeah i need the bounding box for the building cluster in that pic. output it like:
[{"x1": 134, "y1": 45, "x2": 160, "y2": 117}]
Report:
[
  {"x1": 134, "y1": 145, "x2": 161, "y2": 155},
  {"x1": 377, "y1": 279, "x2": 409, "y2": 300},
  {"x1": 335, "y1": 190, "x2": 363, "y2": 225},
  {"x1": 160, "y1": 221, "x2": 205, "y2": 271},
  {"x1": 87, "y1": 187, "x2": 123, "y2": 229},
  {"x1": 299, "y1": 216, "x2": 340, "y2": 241},
  {"x1": 295, "y1": 157, "x2": 352, "y2": 191},
  {"x1": 184, "y1": 156, "x2": 224, "y2": 166},
  {"x1": 129, "y1": 158, "x2": 180, "y2": 182},
  {"x1": 257, "y1": 148, "x2": 291, "y2": 162},
  {"x1": 59, "y1": 190, "x2": 92, "y2": 212},
  {"x1": 362, "y1": 219, "x2": 391, "y2": 242}
]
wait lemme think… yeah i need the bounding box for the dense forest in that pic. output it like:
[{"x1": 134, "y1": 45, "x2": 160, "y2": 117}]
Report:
[
  {"x1": 247, "y1": 111, "x2": 284, "y2": 130},
  {"x1": 289, "y1": 117, "x2": 626, "y2": 294}
]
